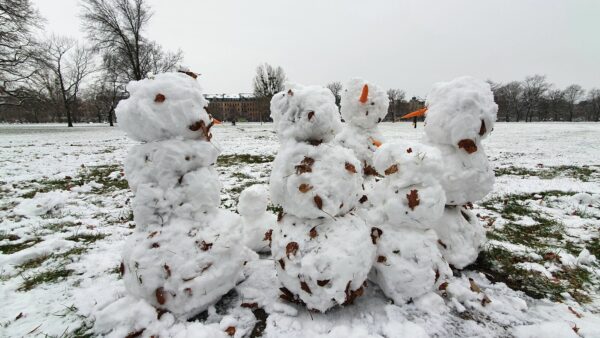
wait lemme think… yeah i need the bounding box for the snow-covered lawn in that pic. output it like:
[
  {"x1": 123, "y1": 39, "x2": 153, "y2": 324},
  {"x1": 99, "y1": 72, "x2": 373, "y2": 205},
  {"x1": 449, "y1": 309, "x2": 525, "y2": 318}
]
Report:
[{"x1": 1, "y1": 122, "x2": 599, "y2": 337}]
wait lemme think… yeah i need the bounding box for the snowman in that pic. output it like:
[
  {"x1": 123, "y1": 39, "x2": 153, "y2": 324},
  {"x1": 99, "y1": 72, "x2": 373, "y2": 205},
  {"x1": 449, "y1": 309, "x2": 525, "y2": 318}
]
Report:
[
  {"x1": 116, "y1": 71, "x2": 253, "y2": 318},
  {"x1": 269, "y1": 83, "x2": 376, "y2": 312},
  {"x1": 369, "y1": 141, "x2": 452, "y2": 304},
  {"x1": 336, "y1": 78, "x2": 389, "y2": 179},
  {"x1": 403, "y1": 76, "x2": 497, "y2": 268},
  {"x1": 238, "y1": 184, "x2": 276, "y2": 253}
]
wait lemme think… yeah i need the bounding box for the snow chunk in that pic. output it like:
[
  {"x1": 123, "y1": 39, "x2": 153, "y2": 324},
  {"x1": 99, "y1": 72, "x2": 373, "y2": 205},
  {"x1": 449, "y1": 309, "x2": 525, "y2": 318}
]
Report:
[
  {"x1": 340, "y1": 78, "x2": 389, "y2": 130},
  {"x1": 14, "y1": 191, "x2": 70, "y2": 217},
  {"x1": 239, "y1": 185, "x2": 276, "y2": 252}
]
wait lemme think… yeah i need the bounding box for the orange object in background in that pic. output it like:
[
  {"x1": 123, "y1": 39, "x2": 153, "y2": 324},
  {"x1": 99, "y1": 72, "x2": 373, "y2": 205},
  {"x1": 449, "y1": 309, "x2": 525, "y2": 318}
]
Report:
[
  {"x1": 359, "y1": 84, "x2": 369, "y2": 103},
  {"x1": 370, "y1": 137, "x2": 382, "y2": 147},
  {"x1": 401, "y1": 107, "x2": 428, "y2": 119},
  {"x1": 212, "y1": 117, "x2": 222, "y2": 125}
]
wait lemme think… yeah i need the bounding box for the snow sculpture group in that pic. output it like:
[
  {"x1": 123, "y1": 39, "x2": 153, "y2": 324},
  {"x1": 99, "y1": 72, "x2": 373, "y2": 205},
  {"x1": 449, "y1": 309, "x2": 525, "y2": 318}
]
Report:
[{"x1": 116, "y1": 71, "x2": 497, "y2": 318}]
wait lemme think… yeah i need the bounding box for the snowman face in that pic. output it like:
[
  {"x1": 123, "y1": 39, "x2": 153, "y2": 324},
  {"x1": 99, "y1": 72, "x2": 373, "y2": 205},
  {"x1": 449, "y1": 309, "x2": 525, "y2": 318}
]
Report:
[
  {"x1": 340, "y1": 79, "x2": 389, "y2": 129},
  {"x1": 270, "y1": 84, "x2": 342, "y2": 143},
  {"x1": 424, "y1": 76, "x2": 498, "y2": 152},
  {"x1": 116, "y1": 72, "x2": 212, "y2": 142}
]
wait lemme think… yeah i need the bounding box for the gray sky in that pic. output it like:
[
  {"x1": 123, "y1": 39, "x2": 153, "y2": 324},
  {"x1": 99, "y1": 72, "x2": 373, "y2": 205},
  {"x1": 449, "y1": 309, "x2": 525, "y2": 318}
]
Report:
[{"x1": 33, "y1": 0, "x2": 600, "y2": 97}]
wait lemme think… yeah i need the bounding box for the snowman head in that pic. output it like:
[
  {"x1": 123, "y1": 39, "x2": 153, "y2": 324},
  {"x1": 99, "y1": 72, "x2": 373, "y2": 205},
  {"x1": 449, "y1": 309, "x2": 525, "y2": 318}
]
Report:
[
  {"x1": 340, "y1": 78, "x2": 389, "y2": 129},
  {"x1": 424, "y1": 76, "x2": 497, "y2": 153},
  {"x1": 270, "y1": 83, "x2": 342, "y2": 143},
  {"x1": 116, "y1": 72, "x2": 213, "y2": 142}
]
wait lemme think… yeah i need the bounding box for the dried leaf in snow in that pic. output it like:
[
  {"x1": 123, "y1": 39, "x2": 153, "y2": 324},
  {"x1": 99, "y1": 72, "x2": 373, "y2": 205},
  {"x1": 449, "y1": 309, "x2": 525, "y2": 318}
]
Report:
[
  {"x1": 299, "y1": 183, "x2": 312, "y2": 193},
  {"x1": 458, "y1": 139, "x2": 477, "y2": 154},
  {"x1": 407, "y1": 189, "x2": 420, "y2": 210},
  {"x1": 154, "y1": 93, "x2": 166, "y2": 103},
  {"x1": 385, "y1": 164, "x2": 398, "y2": 175}
]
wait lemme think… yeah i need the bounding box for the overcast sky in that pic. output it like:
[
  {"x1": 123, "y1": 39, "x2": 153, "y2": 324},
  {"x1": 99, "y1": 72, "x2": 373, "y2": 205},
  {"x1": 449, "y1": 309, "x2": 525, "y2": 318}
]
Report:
[{"x1": 33, "y1": 0, "x2": 599, "y2": 97}]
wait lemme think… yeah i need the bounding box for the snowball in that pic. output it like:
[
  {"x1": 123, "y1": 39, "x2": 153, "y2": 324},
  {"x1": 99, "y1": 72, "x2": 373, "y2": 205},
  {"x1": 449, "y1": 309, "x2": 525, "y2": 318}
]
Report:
[
  {"x1": 430, "y1": 206, "x2": 485, "y2": 269},
  {"x1": 122, "y1": 209, "x2": 252, "y2": 317},
  {"x1": 14, "y1": 191, "x2": 69, "y2": 217},
  {"x1": 380, "y1": 182, "x2": 446, "y2": 228},
  {"x1": 125, "y1": 139, "x2": 219, "y2": 192},
  {"x1": 270, "y1": 83, "x2": 342, "y2": 143},
  {"x1": 371, "y1": 227, "x2": 451, "y2": 304},
  {"x1": 424, "y1": 76, "x2": 497, "y2": 149},
  {"x1": 340, "y1": 78, "x2": 389, "y2": 129},
  {"x1": 271, "y1": 213, "x2": 376, "y2": 312},
  {"x1": 336, "y1": 126, "x2": 384, "y2": 174},
  {"x1": 238, "y1": 184, "x2": 270, "y2": 217},
  {"x1": 373, "y1": 141, "x2": 444, "y2": 186},
  {"x1": 270, "y1": 141, "x2": 364, "y2": 219},
  {"x1": 116, "y1": 72, "x2": 212, "y2": 142}
]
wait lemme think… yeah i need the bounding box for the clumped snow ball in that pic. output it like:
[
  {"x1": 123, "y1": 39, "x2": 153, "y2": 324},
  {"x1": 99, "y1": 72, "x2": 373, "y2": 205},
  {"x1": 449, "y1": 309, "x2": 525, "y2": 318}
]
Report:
[
  {"x1": 238, "y1": 184, "x2": 276, "y2": 253},
  {"x1": 116, "y1": 72, "x2": 212, "y2": 142},
  {"x1": 373, "y1": 141, "x2": 443, "y2": 186},
  {"x1": 340, "y1": 78, "x2": 389, "y2": 129},
  {"x1": 270, "y1": 142, "x2": 364, "y2": 219},
  {"x1": 430, "y1": 206, "x2": 485, "y2": 269},
  {"x1": 271, "y1": 214, "x2": 376, "y2": 312},
  {"x1": 370, "y1": 227, "x2": 451, "y2": 304},
  {"x1": 424, "y1": 76, "x2": 497, "y2": 151},
  {"x1": 270, "y1": 83, "x2": 342, "y2": 143},
  {"x1": 119, "y1": 71, "x2": 251, "y2": 319},
  {"x1": 269, "y1": 81, "x2": 373, "y2": 311}
]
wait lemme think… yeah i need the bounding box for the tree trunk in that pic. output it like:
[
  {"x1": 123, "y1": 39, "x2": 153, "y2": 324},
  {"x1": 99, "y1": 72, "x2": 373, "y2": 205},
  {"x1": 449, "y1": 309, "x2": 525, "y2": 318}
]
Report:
[
  {"x1": 108, "y1": 108, "x2": 114, "y2": 126},
  {"x1": 66, "y1": 107, "x2": 73, "y2": 127}
]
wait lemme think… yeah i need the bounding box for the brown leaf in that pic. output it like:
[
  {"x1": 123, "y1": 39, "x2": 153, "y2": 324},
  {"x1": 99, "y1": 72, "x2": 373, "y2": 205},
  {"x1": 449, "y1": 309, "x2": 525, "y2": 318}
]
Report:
[
  {"x1": 125, "y1": 329, "x2": 145, "y2": 338},
  {"x1": 155, "y1": 287, "x2": 167, "y2": 305},
  {"x1": 151, "y1": 242, "x2": 160, "y2": 248},
  {"x1": 299, "y1": 183, "x2": 312, "y2": 193},
  {"x1": 308, "y1": 139, "x2": 323, "y2": 146},
  {"x1": 437, "y1": 239, "x2": 448, "y2": 249},
  {"x1": 120, "y1": 262, "x2": 125, "y2": 276},
  {"x1": 287, "y1": 89, "x2": 294, "y2": 96},
  {"x1": 479, "y1": 120, "x2": 487, "y2": 136},
  {"x1": 359, "y1": 195, "x2": 368, "y2": 204},
  {"x1": 295, "y1": 164, "x2": 312, "y2": 175},
  {"x1": 345, "y1": 162, "x2": 357, "y2": 174},
  {"x1": 406, "y1": 147, "x2": 413, "y2": 153},
  {"x1": 147, "y1": 231, "x2": 158, "y2": 239},
  {"x1": 314, "y1": 195, "x2": 323, "y2": 210},
  {"x1": 164, "y1": 264, "x2": 171, "y2": 278},
  {"x1": 184, "y1": 287, "x2": 193, "y2": 296},
  {"x1": 309, "y1": 226, "x2": 318, "y2": 239},
  {"x1": 15, "y1": 312, "x2": 23, "y2": 320},
  {"x1": 301, "y1": 156, "x2": 315, "y2": 166},
  {"x1": 364, "y1": 165, "x2": 379, "y2": 176},
  {"x1": 278, "y1": 258, "x2": 286, "y2": 270},
  {"x1": 241, "y1": 302, "x2": 258, "y2": 309},
  {"x1": 300, "y1": 281, "x2": 312, "y2": 294},
  {"x1": 154, "y1": 93, "x2": 166, "y2": 103},
  {"x1": 384, "y1": 164, "x2": 398, "y2": 175},
  {"x1": 377, "y1": 255, "x2": 387, "y2": 263},
  {"x1": 435, "y1": 269, "x2": 440, "y2": 283},
  {"x1": 286, "y1": 242, "x2": 299, "y2": 258},
  {"x1": 263, "y1": 229, "x2": 273, "y2": 243},
  {"x1": 406, "y1": 189, "x2": 420, "y2": 210},
  {"x1": 277, "y1": 211, "x2": 284, "y2": 222},
  {"x1": 225, "y1": 326, "x2": 236, "y2": 336},
  {"x1": 458, "y1": 139, "x2": 478, "y2": 154},
  {"x1": 307, "y1": 111, "x2": 315, "y2": 120},
  {"x1": 481, "y1": 294, "x2": 492, "y2": 306},
  {"x1": 438, "y1": 282, "x2": 449, "y2": 291},
  {"x1": 343, "y1": 281, "x2": 364, "y2": 305},
  {"x1": 370, "y1": 227, "x2": 383, "y2": 245},
  {"x1": 469, "y1": 278, "x2": 481, "y2": 293},
  {"x1": 317, "y1": 279, "x2": 330, "y2": 287},
  {"x1": 568, "y1": 306, "x2": 583, "y2": 318},
  {"x1": 199, "y1": 240, "x2": 213, "y2": 251},
  {"x1": 460, "y1": 210, "x2": 471, "y2": 222},
  {"x1": 178, "y1": 70, "x2": 198, "y2": 79},
  {"x1": 544, "y1": 252, "x2": 558, "y2": 261}
]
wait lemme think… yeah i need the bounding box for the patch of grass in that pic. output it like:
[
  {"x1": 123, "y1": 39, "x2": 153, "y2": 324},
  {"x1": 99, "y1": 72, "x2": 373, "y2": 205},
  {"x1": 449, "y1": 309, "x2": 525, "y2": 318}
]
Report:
[
  {"x1": 495, "y1": 165, "x2": 598, "y2": 182},
  {"x1": 217, "y1": 154, "x2": 274, "y2": 167},
  {"x1": 45, "y1": 221, "x2": 76, "y2": 232},
  {"x1": 231, "y1": 172, "x2": 253, "y2": 180},
  {"x1": 489, "y1": 215, "x2": 564, "y2": 249},
  {"x1": 480, "y1": 191, "x2": 577, "y2": 220},
  {"x1": 0, "y1": 238, "x2": 41, "y2": 254},
  {"x1": 65, "y1": 233, "x2": 107, "y2": 244},
  {"x1": 17, "y1": 254, "x2": 51, "y2": 270},
  {"x1": 18, "y1": 268, "x2": 74, "y2": 291},
  {"x1": 267, "y1": 204, "x2": 283, "y2": 215}
]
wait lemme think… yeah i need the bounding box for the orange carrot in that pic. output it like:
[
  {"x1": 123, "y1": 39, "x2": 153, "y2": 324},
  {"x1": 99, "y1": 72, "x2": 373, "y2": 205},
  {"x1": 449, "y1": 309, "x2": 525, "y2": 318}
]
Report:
[
  {"x1": 401, "y1": 107, "x2": 428, "y2": 119},
  {"x1": 370, "y1": 137, "x2": 382, "y2": 147},
  {"x1": 359, "y1": 84, "x2": 369, "y2": 103}
]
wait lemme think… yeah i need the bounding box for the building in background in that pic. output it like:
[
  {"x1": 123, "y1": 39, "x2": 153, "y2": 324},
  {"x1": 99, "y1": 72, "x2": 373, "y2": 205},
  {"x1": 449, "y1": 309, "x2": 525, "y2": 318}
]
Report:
[{"x1": 205, "y1": 94, "x2": 270, "y2": 123}]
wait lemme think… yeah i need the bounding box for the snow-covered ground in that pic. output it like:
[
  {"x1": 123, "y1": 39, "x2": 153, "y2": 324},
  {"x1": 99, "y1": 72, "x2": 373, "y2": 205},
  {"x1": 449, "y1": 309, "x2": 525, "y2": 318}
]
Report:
[{"x1": 1, "y1": 122, "x2": 599, "y2": 337}]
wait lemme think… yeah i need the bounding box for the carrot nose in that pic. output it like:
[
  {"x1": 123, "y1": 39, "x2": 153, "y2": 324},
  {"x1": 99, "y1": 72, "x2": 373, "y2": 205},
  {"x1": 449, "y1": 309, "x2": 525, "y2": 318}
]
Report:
[
  {"x1": 359, "y1": 84, "x2": 369, "y2": 104},
  {"x1": 401, "y1": 107, "x2": 428, "y2": 119},
  {"x1": 212, "y1": 117, "x2": 222, "y2": 125},
  {"x1": 370, "y1": 137, "x2": 382, "y2": 147}
]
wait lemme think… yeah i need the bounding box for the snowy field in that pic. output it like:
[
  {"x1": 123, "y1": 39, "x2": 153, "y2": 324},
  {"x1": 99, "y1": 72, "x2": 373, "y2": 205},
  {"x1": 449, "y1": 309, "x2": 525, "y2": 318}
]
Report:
[{"x1": 1, "y1": 122, "x2": 600, "y2": 337}]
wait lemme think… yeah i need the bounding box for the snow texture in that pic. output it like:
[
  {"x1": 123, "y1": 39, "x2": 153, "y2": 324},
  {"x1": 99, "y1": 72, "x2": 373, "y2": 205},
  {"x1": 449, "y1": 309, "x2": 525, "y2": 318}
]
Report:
[
  {"x1": 118, "y1": 72, "x2": 251, "y2": 318},
  {"x1": 238, "y1": 184, "x2": 276, "y2": 252}
]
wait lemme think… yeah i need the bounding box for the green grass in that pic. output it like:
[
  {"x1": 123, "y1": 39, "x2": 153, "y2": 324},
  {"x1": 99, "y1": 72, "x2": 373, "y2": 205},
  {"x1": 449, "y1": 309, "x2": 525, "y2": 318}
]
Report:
[
  {"x1": 17, "y1": 255, "x2": 52, "y2": 270},
  {"x1": 495, "y1": 165, "x2": 598, "y2": 182},
  {"x1": 65, "y1": 233, "x2": 107, "y2": 244},
  {"x1": 45, "y1": 221, "x2": 76, "y2": 232},
  {"x1": 487, "y1": 215, "x2": 564, "y2": 249},
  {"x1": 18, "y1": 268, "x2": 74, "y2": 291},
  {"x1": 217, "y1": 154, "x2": 274, "y2": 167},
  {"x1": 0, "y1": 238, "x2": 41, "y2": 254}
]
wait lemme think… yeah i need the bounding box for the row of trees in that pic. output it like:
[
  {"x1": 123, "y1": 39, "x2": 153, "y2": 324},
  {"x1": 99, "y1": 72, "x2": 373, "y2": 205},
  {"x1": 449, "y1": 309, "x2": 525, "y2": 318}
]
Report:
[{"x1": 0, "y1": 0, "x2": 182, "y2": 126}]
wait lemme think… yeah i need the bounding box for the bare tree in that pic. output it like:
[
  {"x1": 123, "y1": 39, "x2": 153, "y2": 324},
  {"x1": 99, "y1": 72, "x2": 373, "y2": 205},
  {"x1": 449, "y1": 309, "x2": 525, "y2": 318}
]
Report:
[
  {"x1": 252, "y1": 63, "x2": 286, "y2": 98},
  {"x1": 87, "y1": 53, "x2": 123, "y2": 126},
  {"x1": 563, "y1": 84, "x2": 584, "y2": 122},
  {"x1": 588, "y1": 89, "x2": 600, "y2": 122},
  {"x1": 387, "y1": 89, "x2": 405, "y2": 122},
  {"x1": 522, "y1": 75, "x2": 549, "y2": 122},
  {"x1": 81, "y1": 0, "x2": 182, "y2": 82},
  {"x1": 546, "y1": 89, "x2": 565, "y2": 121},
  {"x1": 39, "y1": 36, "x2": 96, "y2": 127},
  {"x1": 0, "y1": 0, "x2": 42, "y2": 105},
  {"x1": 326, "y1": 81, "x2": 343, "y2": 109}
]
